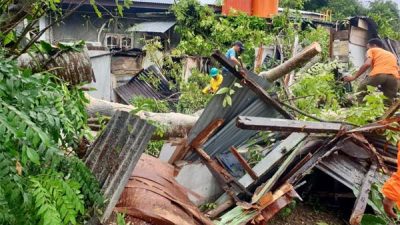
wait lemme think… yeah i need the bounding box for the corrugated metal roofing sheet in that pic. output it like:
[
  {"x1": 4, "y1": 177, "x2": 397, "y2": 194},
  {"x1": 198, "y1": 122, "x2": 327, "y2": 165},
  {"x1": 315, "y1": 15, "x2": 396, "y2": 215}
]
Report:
[
  {"x1": 85, "y1": 110, "x2": 155, "y2": 223},
  {"x1": 114, "y1": 65, "x2": 176, "y2": 104},
  {"x1": 126, "y1": 21, "x2": 176, "y2": 33},
  {"x1": 185, "y1": 70, "x2": 284, "y2": 160},
  {"x1": 114, "y1": 154, "x2": 214, "y2": 225}
]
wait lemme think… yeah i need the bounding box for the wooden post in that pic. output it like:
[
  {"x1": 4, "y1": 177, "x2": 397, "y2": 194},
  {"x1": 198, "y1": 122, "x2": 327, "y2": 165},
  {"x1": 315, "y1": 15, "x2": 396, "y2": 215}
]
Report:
[
  {"x1": 349, "y1": 164, "x2": 377, "y2": 225},
  {"x1": 230, "y1": 146, "x2": 258, "y2": 180}
]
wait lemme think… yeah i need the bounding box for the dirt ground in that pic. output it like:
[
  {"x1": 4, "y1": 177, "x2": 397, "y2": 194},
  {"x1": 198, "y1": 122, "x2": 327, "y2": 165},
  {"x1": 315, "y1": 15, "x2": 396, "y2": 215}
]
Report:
[{"x1": 269, "y1": 202, "x2": 347, "y2": 225}]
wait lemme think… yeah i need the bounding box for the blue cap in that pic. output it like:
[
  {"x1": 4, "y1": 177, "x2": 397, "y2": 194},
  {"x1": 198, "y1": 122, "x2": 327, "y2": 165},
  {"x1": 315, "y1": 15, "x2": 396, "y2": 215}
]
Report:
[{"x1": 210, "y1": 67, "x2": 219, "y2": 77}]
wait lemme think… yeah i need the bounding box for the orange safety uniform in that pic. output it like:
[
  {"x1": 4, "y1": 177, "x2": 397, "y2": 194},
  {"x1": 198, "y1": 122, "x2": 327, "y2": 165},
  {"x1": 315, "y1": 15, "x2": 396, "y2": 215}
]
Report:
[
  {"x1": 382, "y1": 142, "x2": 400, "y2": 207},
  {"x1": 367, "y1": 48, "x2": 400, "y2": 78}
]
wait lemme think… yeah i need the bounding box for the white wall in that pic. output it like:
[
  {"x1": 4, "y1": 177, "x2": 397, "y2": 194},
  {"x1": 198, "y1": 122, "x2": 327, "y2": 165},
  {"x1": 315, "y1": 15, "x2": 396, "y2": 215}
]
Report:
[
  {"x1": 349, "y1": 43, "x2": 367, "y2": 69},
  {"x1": 86, "y1": 50, "x2": 112, "y2": 101}
]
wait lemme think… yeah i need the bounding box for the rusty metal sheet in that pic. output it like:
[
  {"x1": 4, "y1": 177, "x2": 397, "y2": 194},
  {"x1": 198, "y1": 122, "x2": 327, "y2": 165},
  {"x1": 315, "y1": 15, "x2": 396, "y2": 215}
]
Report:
[
  {"x1": 85, "y1": 110, "x2": 155, "y2": 223},
  {"x1": 114, "y1": 155, "x2": 214, "y2": 225}
]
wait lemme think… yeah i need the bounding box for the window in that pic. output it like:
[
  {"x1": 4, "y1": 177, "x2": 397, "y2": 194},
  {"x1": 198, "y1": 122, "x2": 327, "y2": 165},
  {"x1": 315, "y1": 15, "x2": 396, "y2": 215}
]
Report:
[{"x1": 104, "y1": 34, "x2": 133, "y2": 49}]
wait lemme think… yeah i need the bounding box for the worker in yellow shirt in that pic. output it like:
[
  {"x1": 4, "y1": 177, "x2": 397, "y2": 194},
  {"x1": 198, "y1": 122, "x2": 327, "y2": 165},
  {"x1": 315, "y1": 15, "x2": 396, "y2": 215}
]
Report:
[
  {"x1": 344, "y1": 38, "x2": 400, "y2": 103},
  {"x1": 202, "y1": 67, "x2": 223, "y2": 94}
]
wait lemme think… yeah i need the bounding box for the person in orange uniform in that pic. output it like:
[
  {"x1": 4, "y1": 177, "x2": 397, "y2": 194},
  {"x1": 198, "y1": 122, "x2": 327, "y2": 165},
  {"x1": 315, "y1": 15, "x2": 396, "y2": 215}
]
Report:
[
  {"x1": 344, "y1": 38, "x2": 400, "y2": 103},
  {"x1": 202, "y1": 67, "x2": 223, "y2": 94},
  {"x1": 382, "y1": 142, "x2": 400, "y2": 219}
]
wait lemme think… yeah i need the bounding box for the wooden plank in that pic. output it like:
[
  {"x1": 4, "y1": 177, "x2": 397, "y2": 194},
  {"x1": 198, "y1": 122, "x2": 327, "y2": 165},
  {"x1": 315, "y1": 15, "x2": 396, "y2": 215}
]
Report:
[
  {"x1": 333, "y1": 30, "x2": 349, "y2": 40},
  {"x1": 213, "y1": 133, "x2": 307, "y2": 211},
  {"x1": 357, "y1": 19, "x2": 369, "y2": 30},
  {"x1": 349, "y1": 26, "x2": 368, "y2": 46},
  {"x1": 169, "y1": 119, "x2": 224, "y2": 163},
  {"x1": 237, "y1": 116, "x2": 344, "y2": 133},
  {"x1": 230, "y1": 146, "x2": 258, "y2": 180},
  {"x1": 381, "y1": 100, "x2": 400, "y2": 119},
  {"x1": 287, "y1": 136, "x2": 341, "y2": 184},
  {"x1": 349, "y1": 164, "x2": 377, "y2": 225},
  {"x1": 252, "y1": 140, "x2": 306, "y2": 203},
  {"x1": 239, "y1": 132, "x2": 308, "y2": 188}
]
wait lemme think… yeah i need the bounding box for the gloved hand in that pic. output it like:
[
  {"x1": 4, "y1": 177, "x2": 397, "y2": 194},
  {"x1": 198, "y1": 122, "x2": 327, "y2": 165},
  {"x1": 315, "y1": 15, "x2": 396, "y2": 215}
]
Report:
[{"x1": 383, "y1": 197, "x2": 398, "y2": 219}]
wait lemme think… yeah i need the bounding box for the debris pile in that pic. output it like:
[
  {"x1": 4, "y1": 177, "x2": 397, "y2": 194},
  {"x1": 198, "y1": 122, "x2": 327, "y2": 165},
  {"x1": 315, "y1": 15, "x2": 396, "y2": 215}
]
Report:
[
  {"x1": 165, "y1": 43, "x2": 398, "y2": 224},
  {"x1": 85, "y1": 42, "x2": 399, "y2": 225}
]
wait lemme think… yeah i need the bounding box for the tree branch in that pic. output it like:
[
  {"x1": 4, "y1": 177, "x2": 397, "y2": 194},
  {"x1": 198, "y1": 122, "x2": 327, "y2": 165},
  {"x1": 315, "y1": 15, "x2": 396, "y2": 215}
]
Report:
[{"x1": 12, "y1": 0, "x2": 86, "y2": 59}]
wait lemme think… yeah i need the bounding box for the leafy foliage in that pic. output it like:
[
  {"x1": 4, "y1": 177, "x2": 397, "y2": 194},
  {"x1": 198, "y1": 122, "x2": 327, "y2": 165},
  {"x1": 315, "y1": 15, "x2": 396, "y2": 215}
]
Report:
[
  {"x1": 280, "y1": 0, "x2": 307, "y2": 9},
  {"x1": 292, "y1": 61, "x2": 388, "y2": 126},
  {"x1": 131, "y1": 96, "x2": 170, "y2": 114},
  {"x1": 300, "y1": 26, "x2": 330, "y2": 60},
  {"x1": 367, "y1": 0, "x2": 400, "y2": 40},
  {"x1": 303, "y1": 0, "x2": 367, "y2": 20},
  {"x1": 216, "y1": 82, "x2": 243, "y2": 108},
  {"x1": 0, "y1": 53, "x2": 103, "y2": 224},
  {"x1": 172, "y1": 0, "x2": 274, "y2": 66},
  {"x1": 176, "y1": 70, "x2": 213, "y2": 114},
  {"x1": 145, "y1": 140, "x2": 165, "y2": 158}
]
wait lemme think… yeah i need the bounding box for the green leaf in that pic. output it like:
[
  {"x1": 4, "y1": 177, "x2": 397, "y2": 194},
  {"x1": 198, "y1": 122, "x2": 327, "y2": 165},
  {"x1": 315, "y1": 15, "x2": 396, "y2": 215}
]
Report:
[
  {"x1": 39, "y1": 41, "x2": 54, "y2": 54},
  {"x1": 361, "y1": 214, "x2": 387, "y2": 225},
  {"x1": 234, "y1": 82, "x2": 243, "y2": 88},
  {"x1": 26, "y1": 148, "x2": 40, "y2": 165},
  {"x1": 90, "y1": 0, "x2": 102, "y2": 17},
  {"x1": 216, "y1": 87, "x2": 230, "y2": 95},
  {"x1": 3, "y1": 32, "x2": 15, "y2": 45},
  {"x1": 226, "y1": 95, "x2": 232, "y2": 106}
]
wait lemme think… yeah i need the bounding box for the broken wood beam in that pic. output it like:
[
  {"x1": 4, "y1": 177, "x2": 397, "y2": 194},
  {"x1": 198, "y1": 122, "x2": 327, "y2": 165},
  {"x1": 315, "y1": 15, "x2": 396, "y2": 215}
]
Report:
[
  {"x1": 169, "y1": 119, "x2": 224, "y2": 164},
  {"x1": 213, "y1": 133, "x2": 308, "y2": 216},
  {"x1": 287, "y1": 136, "x2": 341, "y2": 184},
  {"x1": 194, "y1": 147, "x2": 251, "y2": 202},
  {"x1": 237, "y1": 116, "x2": 345, "y2": 133},
  {"x1": 259, "y1": 42, "x2": 322, "y2": 82},
  {"x1": 230, "y1": 146, "x2": 258, "y2": 180},
  {"x1": 212, "y1": 50, "x2": 294, "y2": 120},
  {"x1": 381, "y1": 99, "x2": 400, "y2": 119},
  {"x1": 205, "y1": 198, "x2": 234, "y2": 219},
  {"x1": 257, "y1": 188, "x2": 300, "y2": 224},
  {"x1": 349, "y1": 163, "x2": 377, "y2": 225},
  {"x1": 252, "y1": 140, "x2": 305, "y2": 203},
  {"x1": 276, "y1": 153, "x2": 312, "y2": 189}
]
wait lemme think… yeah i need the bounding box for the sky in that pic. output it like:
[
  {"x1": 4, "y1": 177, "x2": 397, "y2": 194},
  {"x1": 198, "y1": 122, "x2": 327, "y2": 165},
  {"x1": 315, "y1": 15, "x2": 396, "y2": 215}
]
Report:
[{"x1": 360, "y1": 0, "x2": 400, "y2": 8}]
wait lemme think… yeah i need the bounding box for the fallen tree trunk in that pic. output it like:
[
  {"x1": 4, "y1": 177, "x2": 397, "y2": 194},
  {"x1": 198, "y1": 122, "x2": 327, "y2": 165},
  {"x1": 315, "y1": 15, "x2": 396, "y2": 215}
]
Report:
[
  {"x1": 259, "y1": 42, "x2": 322, "y2": 82},
  {"x1": 86, "y1": 95, "x2": 198, "y2": 138}
]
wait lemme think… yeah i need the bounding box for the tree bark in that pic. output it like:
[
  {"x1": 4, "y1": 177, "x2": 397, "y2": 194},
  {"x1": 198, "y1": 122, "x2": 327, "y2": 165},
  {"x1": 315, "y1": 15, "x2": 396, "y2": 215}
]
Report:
[
  {"x1": 259, "y1": 42, "x2": 322, "y2": 82},
  {"x1": 86, "y1": 95, "x2": 198, "y2": 138}
]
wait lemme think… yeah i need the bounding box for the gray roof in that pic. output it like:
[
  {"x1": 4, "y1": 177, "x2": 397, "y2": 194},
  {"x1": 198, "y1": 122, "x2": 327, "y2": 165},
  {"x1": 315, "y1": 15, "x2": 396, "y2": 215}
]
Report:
[
  {"x1": 126, "y1": 21, "x2": 176, "y2": 33},
  {"x1": 132, "y1": 0, "x2": 219, "y2": 5}
]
